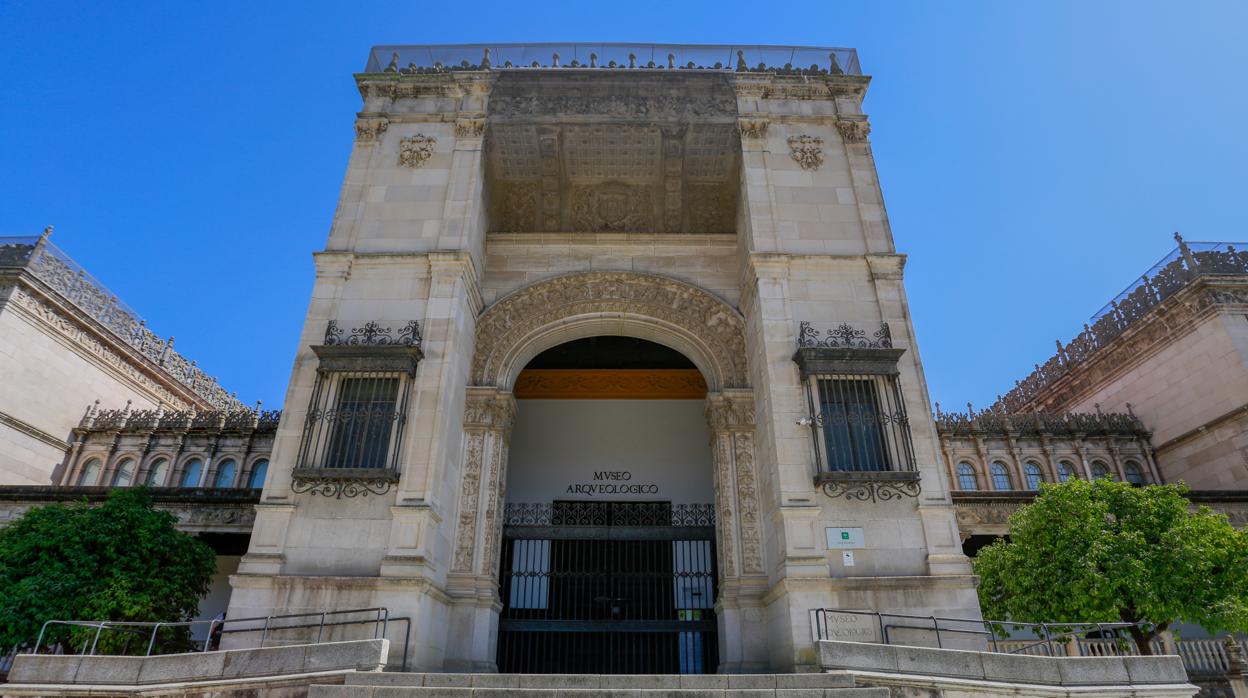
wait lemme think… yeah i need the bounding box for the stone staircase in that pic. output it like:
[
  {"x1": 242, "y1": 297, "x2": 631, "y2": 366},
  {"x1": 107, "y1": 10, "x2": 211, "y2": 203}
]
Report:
[{"x1": 309, "y1": 672, "x2": 888, "y2": 697}]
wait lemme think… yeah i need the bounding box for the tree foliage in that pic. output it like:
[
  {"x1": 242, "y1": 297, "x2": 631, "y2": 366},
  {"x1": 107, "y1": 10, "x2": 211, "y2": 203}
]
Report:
[
  {"x1": 974, "y1": 478, "x2": 1248, "y2": 654},
  {"x1": 0, "y1": 488, "x2": 217, "y2": 652}
]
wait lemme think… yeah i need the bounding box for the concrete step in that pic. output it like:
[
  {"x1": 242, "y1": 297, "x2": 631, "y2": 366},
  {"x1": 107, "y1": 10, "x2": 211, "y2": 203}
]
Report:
[{"x1": 310, "y1": 672, "x2": 885, "y2": 697}]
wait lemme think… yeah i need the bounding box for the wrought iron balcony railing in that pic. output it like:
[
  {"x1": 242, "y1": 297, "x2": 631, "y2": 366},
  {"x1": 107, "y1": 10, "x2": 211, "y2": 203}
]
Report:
[
  {"x1": 363, "y1": 43, "x2": 861, "y2": 77},
  {"x1": 999, "y1": 235, "x2": 1248, "y2": 412}
]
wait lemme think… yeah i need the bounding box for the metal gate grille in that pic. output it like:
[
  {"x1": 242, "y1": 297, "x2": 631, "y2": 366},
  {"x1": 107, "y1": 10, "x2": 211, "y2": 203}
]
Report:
[{"x1": 497, "y1": 501, "x2": 718, "y2": 674}]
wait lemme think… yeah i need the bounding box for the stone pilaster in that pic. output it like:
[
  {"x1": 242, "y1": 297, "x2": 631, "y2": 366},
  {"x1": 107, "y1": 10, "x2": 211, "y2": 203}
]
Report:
[{"x1": 444, "y1": 386, "x2": 515, "y2": 672}]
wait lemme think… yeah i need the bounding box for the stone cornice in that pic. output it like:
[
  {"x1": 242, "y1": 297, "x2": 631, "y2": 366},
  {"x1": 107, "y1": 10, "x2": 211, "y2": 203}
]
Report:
[
  {"x1": 0, "y1": 409, "x2": 70, "y2": 451},
  {"x1": 1008, "y1": 278, "x2": 1245, "y2": 412},
  {"x1": 1, "y1": 275, "x2": 204, "y2": 410},
  {"x1": 485, "y1": 232, "x2": 737, "y2": 247}
]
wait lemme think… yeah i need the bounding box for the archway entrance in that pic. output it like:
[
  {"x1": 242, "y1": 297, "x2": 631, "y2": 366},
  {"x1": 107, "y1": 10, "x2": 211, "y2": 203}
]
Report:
[
  {"x1": 497, "y1": 337, "x2": 719, "y2": 674},
  {"x1": 448, "y1": 272, "x2": 768, "y2": 674}
]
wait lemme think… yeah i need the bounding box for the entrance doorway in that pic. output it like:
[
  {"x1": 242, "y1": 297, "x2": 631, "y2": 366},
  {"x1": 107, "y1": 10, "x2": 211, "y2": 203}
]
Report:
[{"x1": 497, "y1": 338, "x2": 719, "y2": 674}]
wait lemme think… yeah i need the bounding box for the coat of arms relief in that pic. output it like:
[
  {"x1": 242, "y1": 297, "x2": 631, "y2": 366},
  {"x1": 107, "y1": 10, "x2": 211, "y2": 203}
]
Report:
[{"x1": 398, "y1": 134, "x2": 436, "y2": 168}]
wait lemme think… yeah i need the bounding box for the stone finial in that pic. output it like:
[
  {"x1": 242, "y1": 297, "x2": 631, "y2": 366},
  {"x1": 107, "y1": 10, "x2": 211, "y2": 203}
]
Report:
[
  {"x1": 934, "y1": 401, "x2": 943, "y2": 418},
  {"x1": 39, "y1": 225, "x2": 53, "y2": 242},
  {"x1": 552, "y1": 52, "x2": 560, "y2": 68},
  {"x1": 736, "y1": 50, "x2": 747, "y2": 71},
  {"x1": 385, "y1": 52, "x2": 399, "y2": 72},
  {"x1": 1225, "y1": 635, "x2": 1246, "y2": 677},
  {"x1": 668, "y1": 53, "x2": 675, "y2": 69},
  {"x1": 1175, "y1": 231, "x2": 1200, "y2": 271},
  {"x1": 481, "y1": 48, "x2": 491, "y2": 69},
  {"x1": 628, "y1": 53, "x2": 636, "y2": 69},
  {"x1": 830, "y1": 52, "x2": 843, "y2": 75},
  {"x1": 589, "y1": 53, "x2": 598, "y2": 68},
  {"x1": 81, "y1": 399, "x2": 100, "y2": 427}
]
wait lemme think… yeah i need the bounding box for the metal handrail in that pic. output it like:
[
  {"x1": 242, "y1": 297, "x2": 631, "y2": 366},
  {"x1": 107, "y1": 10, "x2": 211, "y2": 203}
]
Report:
[
  {"x1": 28, "y1": 606, "x2": 410, "y2": 670},
  {"x1": 812, "y1": 608, "x2": 1146, "y2": 656}
]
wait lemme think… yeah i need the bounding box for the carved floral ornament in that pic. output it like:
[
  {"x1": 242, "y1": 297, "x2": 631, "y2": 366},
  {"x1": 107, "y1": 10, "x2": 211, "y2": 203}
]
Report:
[
  {"x1": 355, "y1": 116, "x2": 389, "y2": 141},
  {"x1": 469, "y1": 272, "x2": 749, "y2": 389},
  {"x1": 454, "y1": 118, "x2": 485, "y2": 139},
  {"x1": 736, "y1": 118, "x2": 768, "y2": 140},
  {"x1": 835, "y1": 118, "x2": 871, "y2": 144},
  {"x1": 399, "y1": 134, "x2": 436, "y2": 168},
  {"x1": 787, "y1": 135, "x2": 824, "y2": 171}
]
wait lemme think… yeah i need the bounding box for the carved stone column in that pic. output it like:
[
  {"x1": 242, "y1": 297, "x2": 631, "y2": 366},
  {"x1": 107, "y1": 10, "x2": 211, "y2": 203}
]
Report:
[
  {"x1": 705, "y1": 390, "x2": 769, "y2": 672},
  {"x1": 444, "y1": 386, "x2": 516, "y2": 672}
]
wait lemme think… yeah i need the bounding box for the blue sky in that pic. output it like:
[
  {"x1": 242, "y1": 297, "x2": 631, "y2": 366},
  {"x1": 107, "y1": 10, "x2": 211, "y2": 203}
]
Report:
[{"x1": 2, "y1": 1, "x2": 1246, "y2": 412}]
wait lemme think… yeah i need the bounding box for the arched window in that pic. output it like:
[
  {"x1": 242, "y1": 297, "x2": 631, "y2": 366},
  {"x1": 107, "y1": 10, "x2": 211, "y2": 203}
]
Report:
[
  {"x1": 213, "y1": 459, "x2": 237, "y2": 488},
  {"x1": 1057, "y1": 461, "x2": 1077, "y2": 483},
  {"x1": 111, "y1": 459, "x2": 136, "y2": 487},
  {"x1": 957, "y1": 462, "x2": 978, "y2": 491},
  {"x1": 181, "y1": 458, "x2": 204, "y2": 488},
  {"x1": 1124, "y1": 461, "x2": 1145, "y2": 486},
  {"x1": 145, "y1": 459, "x2": 169, "y2": 487},
  {"x1": 990, "y1": 462, "x2": 1012, "y2": 490},
  {"x1": 1091, "y1": 461, "x2": 1113, "y2": 480},
  {"x1": 247, "y1": 459, "x2": 269, "y2": 489},
  {"x1": 77, "y1": 458, "x2": 102, "y2": 486},
  {"x1": 1024, "y1": 462, "x2": 1044, "y2": 490}
]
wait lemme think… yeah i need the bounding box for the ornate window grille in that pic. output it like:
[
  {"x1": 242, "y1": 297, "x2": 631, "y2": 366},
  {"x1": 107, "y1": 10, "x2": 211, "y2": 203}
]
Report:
[
  {"x1": 794, "y1": 321, "x2": 920, "y2": 501},
  {"x1": 292, "y1": 320, "x2": 422, "y2": 498},
  {"x1": 297, "y1": 372, "x2": 409, "y2": 471}
]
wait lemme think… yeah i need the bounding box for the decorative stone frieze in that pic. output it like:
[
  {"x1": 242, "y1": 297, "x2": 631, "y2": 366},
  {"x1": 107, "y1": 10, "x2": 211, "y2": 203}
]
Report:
[
  {"x1": 354, "y1": 116, "x2": 389, "y2": 141},
  {"x1": 454, "y1": 118, "x2": 486, "y2": 139},
  {"x1": 452, "y1": 389, "x2": 516, "y2": 575},
  {"x1": 787, "y1": 135, "x2": 824, "y2": 170},
  {"x1": 736, "y1": 118, "x2": 769, "y2": 139},
  {"x1": 834, "y1": 118, "x2": 871, "y2": 143},
  {"x1": 398, "y1": 134, "x2": 436, "y2": 168},
  {"x1": 569, "y1": 183, "x2": 654, "y2": 232},
  {"x1": 705, "y1": 393, "x2": 764, "y2": 577},
  {"x1": 470, "y1": 272, "x2": 749, "y2": 390}
]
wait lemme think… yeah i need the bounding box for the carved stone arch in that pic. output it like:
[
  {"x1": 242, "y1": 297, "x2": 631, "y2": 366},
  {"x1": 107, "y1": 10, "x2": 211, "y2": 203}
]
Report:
[{"x1": 470, "y1": 271, "x2": 749, "y2": 391}]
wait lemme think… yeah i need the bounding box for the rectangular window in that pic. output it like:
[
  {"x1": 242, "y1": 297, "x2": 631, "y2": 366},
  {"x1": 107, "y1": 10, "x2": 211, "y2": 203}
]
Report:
[
  {"x1": 299, "y1": 371, "x2": 408, "y2": 471},
  {"x1": 807, "y1": 374, "x2": 914, "y2": 473},
  {"x1": 325, "y1": 376, "x2": 399, "y2": 469}
]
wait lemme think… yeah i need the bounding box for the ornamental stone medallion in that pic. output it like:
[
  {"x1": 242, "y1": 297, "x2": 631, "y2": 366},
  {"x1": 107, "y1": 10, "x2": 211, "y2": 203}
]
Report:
[
  {"x1": 399, "y1": 134, "x2": 436, "y2": 168},
  {"x1": 787, "y1": 134, "x2": 824, "y2": 170}
]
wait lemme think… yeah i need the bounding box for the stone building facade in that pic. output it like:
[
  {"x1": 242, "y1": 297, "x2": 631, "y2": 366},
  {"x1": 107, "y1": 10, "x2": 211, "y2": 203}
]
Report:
[
  {"x1": 0, "y1": 232, "x2": 240, "y2": 485},
  {"x1": 935, "y1": 407, "x2": 1158, "y2": 494},
  {"x1": 998, "y1": 237, "x2": 1248, "y2": 489},
  {"x1": 221, "y1": 43, "x2": 980, "y2": 674},
  {"x1": 2, "y1": 42, "x2": 1247, "y2": 682}
]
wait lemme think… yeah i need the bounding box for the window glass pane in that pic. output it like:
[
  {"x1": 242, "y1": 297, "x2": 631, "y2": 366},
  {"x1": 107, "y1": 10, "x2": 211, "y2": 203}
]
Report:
[
  {"x1": 957, "y1": 463, "x2": 978, "y2": 491},
  {"x1": 112, "y1": 460, "x2": 135, "y2": 487},
  {"x1": 1024, "y1": 463, "x2": 1043, "y2": 490},
  {"x1": 326, "y1": 377, "x2": 400, "y2": 469},
  {"x1": 1057, "y1": 461, "x2": 1075, "y2": 482},
  {"x1": 181, "y1": 459, "x2": 203, "y2": 487},
  {"x1": 78, "y1": 459, "x2": 102, "y2": 486},
  {"x1": 818, "y1": 378, "x2": 888, "y2": 472},
  {"x1": 248, "y1": 459, "x2": 269, "y2": 488},
  {"x1": 1124, "y1": 462, "x2": 1144, "y2": 485},
  {"x1": 214, "y1": 460, "x2": 237, "y2": 488},
  {"x1": 145, "y1": 459, "x2": 169, "y2": 486},
  {"x1": 990, "y1": 462, "x2": 1012, "y2": 490},
  {"x1": 1091, "y1": 461, "x2": 1111, "y2": 480}
]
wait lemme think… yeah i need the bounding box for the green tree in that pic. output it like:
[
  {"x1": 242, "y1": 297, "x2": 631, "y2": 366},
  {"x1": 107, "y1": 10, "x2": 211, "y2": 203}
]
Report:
[
  {"x1": 974, "y1": 478, "x2": 1248, "y2": 654},
  {"x1": 0, "y1": 488, "x2": 217, "y2": 653}
]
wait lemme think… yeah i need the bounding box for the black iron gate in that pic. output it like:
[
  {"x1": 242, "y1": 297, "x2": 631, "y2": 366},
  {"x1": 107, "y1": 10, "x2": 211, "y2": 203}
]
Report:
[{"x1": 497, "y1": 501, "x2": 718, "y2": 674}]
